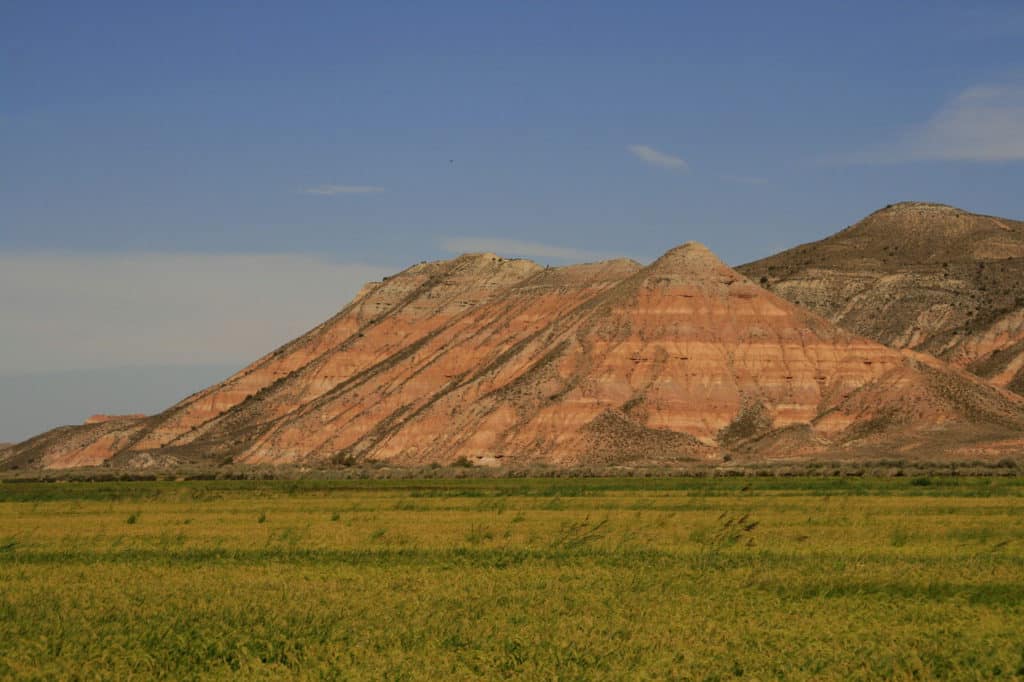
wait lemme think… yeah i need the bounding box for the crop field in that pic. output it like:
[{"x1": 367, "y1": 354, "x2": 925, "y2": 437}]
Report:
[{"x1": 1, "y1": 476, "x2": 1023, "y2": 680}]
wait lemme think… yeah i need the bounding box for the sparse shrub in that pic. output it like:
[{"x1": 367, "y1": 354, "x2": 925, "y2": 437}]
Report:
[
  {"x1": 125, "y1": 512, "x2": 139, "y2": 525},
  {"x1": 549, "y1": 515, "x2": 609, "y2": 550},
  {"x1": 257, "y1": 511, "x2": 267, "y2": 523}
]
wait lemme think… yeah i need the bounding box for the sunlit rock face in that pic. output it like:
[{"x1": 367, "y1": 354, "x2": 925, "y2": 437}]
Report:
[{"x1": 6, "y1": 236, "x2": 1024, "y2": 470}]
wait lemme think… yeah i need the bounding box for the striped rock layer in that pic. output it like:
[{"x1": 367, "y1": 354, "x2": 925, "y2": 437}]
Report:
[{"x1": 6, "y1": 241, "x2": 1024, "y2": 469}]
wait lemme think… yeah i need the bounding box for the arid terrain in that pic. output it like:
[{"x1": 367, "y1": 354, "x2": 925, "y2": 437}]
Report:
[
  {"x1": 5, "y1": 203, "x2": 1024, "y2": 471},
  {"x1": 739, "y1": 202, "x2": 1024, "y2": 395}
]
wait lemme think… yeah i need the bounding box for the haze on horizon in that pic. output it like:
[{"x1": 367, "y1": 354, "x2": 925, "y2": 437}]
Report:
[{"x1": 3, "y1": 1, "x2": 1024, "y2": 441}]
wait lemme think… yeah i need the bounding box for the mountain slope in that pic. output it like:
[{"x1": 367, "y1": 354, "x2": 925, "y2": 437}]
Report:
[
  {"x1": 738, "y1": 202, "x2": 1024, "y2": 395},
  {"x1": 3, "y1": 254, "x2": 545, "y2": 468},
  {"x1": 5, "y1": 240, "x2": 1023, "y2": 470}
]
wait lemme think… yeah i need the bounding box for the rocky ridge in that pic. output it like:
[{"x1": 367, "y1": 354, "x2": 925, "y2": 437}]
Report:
[{"x1": 84, "y1": 414, "x2": 147, "y2": 425}]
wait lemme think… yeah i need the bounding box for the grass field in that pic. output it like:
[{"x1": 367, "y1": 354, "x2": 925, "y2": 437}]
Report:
[{"x1": 1, "y1": 476, "x2": 1023, "y2": 680}]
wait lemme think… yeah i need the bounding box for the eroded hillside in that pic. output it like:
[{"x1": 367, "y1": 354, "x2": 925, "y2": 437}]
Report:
[
  {"x1": 738, "y1": 202, "x2": 1024, "y2": 395},
  {"x1": 5, "y1": 238, "x2": 1023, "y2": 470}
]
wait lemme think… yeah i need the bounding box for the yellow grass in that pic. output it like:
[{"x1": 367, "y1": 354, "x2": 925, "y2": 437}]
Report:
[{"x1": 0, "y1": 477, "x2": 1022, "y2": 679}]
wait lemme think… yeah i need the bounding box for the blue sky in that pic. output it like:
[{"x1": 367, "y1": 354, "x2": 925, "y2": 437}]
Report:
[{"x1": 2, "y1": 1, "x2": 1024, "y2": 440}]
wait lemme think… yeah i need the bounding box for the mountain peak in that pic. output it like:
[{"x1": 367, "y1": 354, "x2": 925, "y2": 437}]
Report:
[
  {"x1": 654, "y1": 241, "x2": 722, "y2": 264},
  {"x1": 444, "y1": 251, "x2": 534, "y2": 268},
  {"x1": 877, "y1": 201, "x2": 961, "y2": 214},
  {"x1": 646, "y1": 241, "x2": 739, "y2": 283},
  {"x1": 851, "y1": 201, "x2": 1013, "y2": 244},
  {"x1": 402, "y1": 252, "x2": 543, "y2": 281}
]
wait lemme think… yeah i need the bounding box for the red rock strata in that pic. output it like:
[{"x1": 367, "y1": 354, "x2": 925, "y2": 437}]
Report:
[{"x1": 4, "y1": 242, "x2": 1023, "y2": 470}]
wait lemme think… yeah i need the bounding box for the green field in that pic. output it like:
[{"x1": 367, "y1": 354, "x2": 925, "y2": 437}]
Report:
[{"x1": 1, "y1": 476, "x2": 1023, "y2": 680}]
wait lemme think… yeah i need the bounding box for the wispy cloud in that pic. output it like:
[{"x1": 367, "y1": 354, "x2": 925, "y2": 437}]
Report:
[
  {"x1": 302, "y1": 185, "x2": 385, "y2": 195},
  {"x1": 0, "y1": 252, "x2": 390, "y2": 373},
  {"x1": 850, "y1": 83, "x2": 1024, "y2": 163},
  {"x1": 627, "y1": 144, "x2": 688, "y2": 170},
  {"x1": 440, "y1": 237, "x2": 604, "y2": 262}
]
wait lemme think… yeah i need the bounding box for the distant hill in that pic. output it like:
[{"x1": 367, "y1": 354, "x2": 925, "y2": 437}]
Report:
[
  {"x1": 739, "y1": 202, "x2": 1024, "y2": 396},
  {"x1": 5, "y1": 239, "x2": 1024, "y2": 471}
]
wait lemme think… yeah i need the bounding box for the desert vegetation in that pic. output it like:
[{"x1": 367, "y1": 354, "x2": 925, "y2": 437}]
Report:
[{"x1": 1, "y1": 476, "x2": 1023, "y2": 678}]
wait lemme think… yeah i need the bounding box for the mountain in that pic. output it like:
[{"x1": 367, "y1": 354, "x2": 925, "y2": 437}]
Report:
[
  {"x1": 738, "y1": 202, "x2": 1024, "y2": 396},
  {"x1": 4, "y1": 241, "x2": 1024, "y2": 470}
]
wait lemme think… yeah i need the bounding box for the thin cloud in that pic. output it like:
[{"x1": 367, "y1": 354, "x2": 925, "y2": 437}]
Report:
[
  {"x1": 302, "y1": 185, "x2": 385, "y2": 195},
  {"x1": 0, "y1": 251, "x2": 390, "y2": 373},
  {"x1": 627, "y1": 144, "x2": 689, "y2": 170},
  {"x1": 850, "y1": 84, "x2": 1024, "y2": 163},
  {"x1": 440, "y1": 237, "x2": 604, "y2": 262}
]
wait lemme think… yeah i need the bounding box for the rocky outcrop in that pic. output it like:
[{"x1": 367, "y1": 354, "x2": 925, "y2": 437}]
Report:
[
  {"x1": 6, "y1": 239, "x2": 1024, "y2": 470},
  {"x1": 738, "y1": 202, "x2": 1024, "y2": 395}
]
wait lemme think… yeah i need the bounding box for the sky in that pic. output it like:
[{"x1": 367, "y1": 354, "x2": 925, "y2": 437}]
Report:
[{"x1": 3, "y1": 1, "x2": 1024, "y2": 441}]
